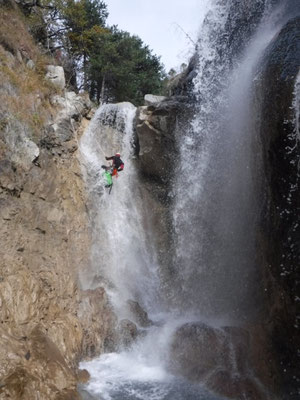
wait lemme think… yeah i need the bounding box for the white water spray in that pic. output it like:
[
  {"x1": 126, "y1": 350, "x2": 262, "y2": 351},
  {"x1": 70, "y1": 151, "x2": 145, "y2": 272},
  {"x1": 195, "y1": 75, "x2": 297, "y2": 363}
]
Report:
[{"x1": 172, "y1": 2, "x2": 286, "y2": 321}]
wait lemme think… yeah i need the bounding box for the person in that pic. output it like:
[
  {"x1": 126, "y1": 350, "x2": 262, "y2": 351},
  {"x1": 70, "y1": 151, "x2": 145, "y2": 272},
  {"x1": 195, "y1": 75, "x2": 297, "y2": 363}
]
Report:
[
  {"x1": 105, "y1": 153, "x2": 124, "y2": 177},
  {"x1": 101, "y1": 165, "x2": 113, "y2": 194}
]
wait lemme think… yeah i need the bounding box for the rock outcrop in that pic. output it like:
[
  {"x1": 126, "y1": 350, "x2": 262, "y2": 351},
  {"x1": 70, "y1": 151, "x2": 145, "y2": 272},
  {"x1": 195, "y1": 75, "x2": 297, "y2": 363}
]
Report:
[
  {"x1": 0, "y1": 27, "x2": 115, "y2": 397},
  {"x1": 45, "y1": 65, "x2": 66, "y2": 91},
  {"x1": 127, "y1": 299, "x2": 153, "y2": 328},
  {"x1": 136, "y1": 96, "x2": 189, "y2": 186},
  {"x1": 117, "y1": 319, "x2": 138, "y2": 349},
  {"x1": 135, "y1": 96, "x2": 191, "y2": 298}
]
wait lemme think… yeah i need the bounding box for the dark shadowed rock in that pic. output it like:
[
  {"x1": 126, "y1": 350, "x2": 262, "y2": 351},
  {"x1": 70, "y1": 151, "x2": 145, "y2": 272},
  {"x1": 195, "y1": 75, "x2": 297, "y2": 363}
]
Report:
[
  {"x1": 136, "y1": 97, "x2": 189, "y2": 185},
  {"x1": 169, "y1": 322, "x2": 269, "y2": 400},
  {"x1": 170, "y1": 322, "x2": 225, "y2": 381},
  {"x1": 255, "y1": 15, "x2": 300, "y2": 398},
  {"x1": 117, "y1": 319, "x2": 138, "y2": 349},
  {"x1": 127, "y1": 299, "x2": 153, "y2": 327},
  {"x1": 206, "y1": 371, "x2": 267, "y2": 400}
]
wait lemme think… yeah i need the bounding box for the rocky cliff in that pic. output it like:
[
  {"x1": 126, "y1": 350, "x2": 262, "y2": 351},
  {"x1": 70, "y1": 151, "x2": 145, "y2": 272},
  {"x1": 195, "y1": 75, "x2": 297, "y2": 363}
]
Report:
[
  {"x1": 0, "y1": 4, "x2": 115, "y2": 399},
  {"x1": 256, "y1": 16, "x2": 300, "y2": 399}
]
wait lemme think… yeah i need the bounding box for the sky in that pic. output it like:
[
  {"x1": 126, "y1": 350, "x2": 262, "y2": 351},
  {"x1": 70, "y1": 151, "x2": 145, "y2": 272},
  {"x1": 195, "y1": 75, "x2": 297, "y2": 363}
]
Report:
[{"x1": 105, "y1": 0, "x2": 210, "y2": 73}]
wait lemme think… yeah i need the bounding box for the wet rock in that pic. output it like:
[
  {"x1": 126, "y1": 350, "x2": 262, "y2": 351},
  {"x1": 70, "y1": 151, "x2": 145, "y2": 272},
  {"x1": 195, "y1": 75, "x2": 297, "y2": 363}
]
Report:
[
  {"x1": 255, "y1": 15, "x2": 300, "y2": 397},
  {"x1": 170, "y1": 322, "x2": 226, "y2": 381},
  {"x1": 117, "y1": 319, "x2": 138, "y2": 349},
  {"x1": 206, "y1": 371, "x2": 267, "y2": 400},
  {"x1": 136, "y1": 97, "x2": 186, "y2": 184},
  {"x1": 127, "y1": 299, "x2": 153, "y2": 327},
  {"x1": 135, "y1": 96, "x2": 190, "y2": 298},
  {"x1": 169, "y1": 322, "x2": 268, "y2": 400},
  {"x1": 77, "y1": 369, "x2": 90, "y2": 384},
  {"x1": 78, "y1": 288, "x2": 117, "y2": 357}
]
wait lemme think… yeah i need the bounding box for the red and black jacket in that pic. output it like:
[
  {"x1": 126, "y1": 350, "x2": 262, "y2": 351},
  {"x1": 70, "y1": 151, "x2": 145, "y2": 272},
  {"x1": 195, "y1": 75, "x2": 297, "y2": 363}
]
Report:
[{"x1": 106, "y1": 156, "x2": 124, "y2": 171}]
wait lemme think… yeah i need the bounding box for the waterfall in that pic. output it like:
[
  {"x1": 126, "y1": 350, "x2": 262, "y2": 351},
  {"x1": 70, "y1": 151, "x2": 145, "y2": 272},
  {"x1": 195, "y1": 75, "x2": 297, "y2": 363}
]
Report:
[
  {"x1": 78, "y1": 1, "x2": 296, "y2": 399},
  {"x1": 79, "y1": 105, "x2": 223, "y2": 400},
  {"x1": 172, "y1": 0, "x2": 287, "y2": 322},
  {"x1": 79, "y1": 102, "x2": 162, "y2": 316}
]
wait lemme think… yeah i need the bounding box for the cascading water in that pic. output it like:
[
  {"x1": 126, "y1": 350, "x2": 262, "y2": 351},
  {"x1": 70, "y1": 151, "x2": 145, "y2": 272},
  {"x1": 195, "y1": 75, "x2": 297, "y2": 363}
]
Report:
[
  {"x1": 79, "y1": 102, "x2": 162, "y2": 315},
  {"x1": 78, "y1": 1, "x2": 296, "y2": 399},
  {"x1": 172, "y1": 0, "x2": 291, "y2": 322},
  {"x1": 79, "y1": 102, "x2": 223, "y2": 400}
]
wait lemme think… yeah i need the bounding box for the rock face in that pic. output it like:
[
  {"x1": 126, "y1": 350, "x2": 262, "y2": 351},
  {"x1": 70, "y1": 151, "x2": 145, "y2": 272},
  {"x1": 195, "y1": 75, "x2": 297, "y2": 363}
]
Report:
[
  {"x1": 254, "y1": 16, "x2": 300, "y2": 399},
  {"x1": 136, "y1": 96, "x2": 188, "y2": 185},
  {"x1": 79, "y1": 288, "x2": 117, "y2": 357},
  {"x1": 135, "y1": 96, "x2": 191, "y2": 296},
  {"x1": 0, "y1": 39, "x2": 115, "y2": 397},
  {"x1": 43, "y1": 91, "x2": 92, "y2": 152}
]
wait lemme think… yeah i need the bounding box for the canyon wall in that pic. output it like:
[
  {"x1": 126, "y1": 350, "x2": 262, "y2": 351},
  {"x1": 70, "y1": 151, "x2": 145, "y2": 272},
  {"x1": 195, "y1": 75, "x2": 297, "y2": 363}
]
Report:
[
  {"x1": 0, "y1": 6, "x2": 116, "y2": 398},
  {"x1": 256, "y1": 16, "x2": 300, "y2": 399}
]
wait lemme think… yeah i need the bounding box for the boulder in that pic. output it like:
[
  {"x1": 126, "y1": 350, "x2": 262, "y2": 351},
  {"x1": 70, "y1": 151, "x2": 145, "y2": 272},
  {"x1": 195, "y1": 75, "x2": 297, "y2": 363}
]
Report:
[
  {"x1": 45, "y1": 65, "x2": 66, "y2": 90},
  {"x1": 26, "y1": 59, "x2": 35, "y2": 70},
  {"x1": 127, "y1": 300, "x2": 153, "y2": 327},
  {"x1": 144, "y1": 94, "x2": 166, "y2": 106},
  {"x1": 169, "y1": 322, "x2": 268, "y2": 399},
  {"x1": 169, "y1": 322, "x2": 226, "y2": 381},
  {"x1": 77, "y1": 369, "x2": 90, "y2": 384},
  {"x1": 117, "y1": 319, "x2": 138, "y2": 349}
]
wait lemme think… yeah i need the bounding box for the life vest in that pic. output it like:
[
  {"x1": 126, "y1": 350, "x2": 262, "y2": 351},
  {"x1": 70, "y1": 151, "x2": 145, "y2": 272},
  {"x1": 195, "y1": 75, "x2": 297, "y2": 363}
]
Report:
[{"x1": 103, "y1": 170, "x2": 113, "y2": 185}]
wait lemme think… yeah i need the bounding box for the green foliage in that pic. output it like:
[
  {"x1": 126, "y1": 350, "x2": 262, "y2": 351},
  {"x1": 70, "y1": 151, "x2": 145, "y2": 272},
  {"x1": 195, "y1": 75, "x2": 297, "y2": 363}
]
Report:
[
  {"x1": 62, "y1": 0, "x2": 108, "y2": 57},
  {"x1": 23, "y1": 0, "x2": 166, "y2": 105},
  {"x1": 88, "y1": 28, "x2": 165, "y2": 105}
]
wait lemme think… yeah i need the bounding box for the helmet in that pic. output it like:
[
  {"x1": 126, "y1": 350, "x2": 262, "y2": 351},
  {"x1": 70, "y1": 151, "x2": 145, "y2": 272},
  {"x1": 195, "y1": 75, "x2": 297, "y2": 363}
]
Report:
[{"x1": 115, "y1": 152, "x2": 121, "y2": 157}]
